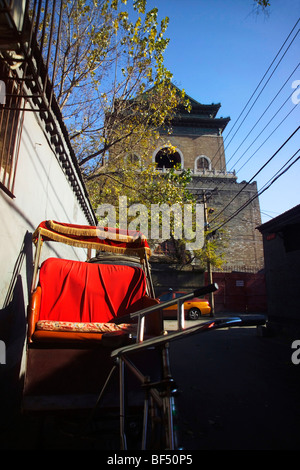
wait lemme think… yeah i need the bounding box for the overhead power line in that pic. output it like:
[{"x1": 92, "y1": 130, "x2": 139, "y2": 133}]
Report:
[
  {"x1": 233, "y1": 100, "x2": 298, "y2": 173},
  {"x1": 207, "y1": 22, "x2": 300, "y2": 203},
  {"x1": 209, "y1": 126, "x2": 300, "y2": 227},
  {"x1": 210, "y1": 17, "x2": 299, "y2": 170},
  {"x1": 207, "y1": 94, "x2": 298, "y2": 202},
  {"x1": 211, "y1": 148, "x2": 300, "y2": 232},
  {"x1": 228, "y1": 62, "x2": 300, "y2": 172},
  {"x1": 195, "y1": 20, "x2": 300, "y2": 234},
  {"x1": 222, "y1": 18, "x2": 300, "y2": 164}
]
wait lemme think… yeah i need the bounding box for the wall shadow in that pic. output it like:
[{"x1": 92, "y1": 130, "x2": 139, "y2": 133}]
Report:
[{"x1": 0, "y1": 231, "x2": 33, "y2": 430}]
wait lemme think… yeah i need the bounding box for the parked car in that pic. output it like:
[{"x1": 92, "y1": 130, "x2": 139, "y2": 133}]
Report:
[{"x1": 158, "y1": 290, "x2": 211, "y2": 320}]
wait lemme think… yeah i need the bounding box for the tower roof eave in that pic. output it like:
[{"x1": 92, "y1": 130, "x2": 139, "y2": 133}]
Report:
[{"x1": 170, "y1": 115, "x2": 230, "y2": 132}]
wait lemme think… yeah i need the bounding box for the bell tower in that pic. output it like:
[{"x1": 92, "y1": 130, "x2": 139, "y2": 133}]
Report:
[
  {"x1": 153, "y1": 87, "x2": 230, "y2": 174},
  {"x1": 153, "y1": 86, "x2": 264, "y2": 273}
]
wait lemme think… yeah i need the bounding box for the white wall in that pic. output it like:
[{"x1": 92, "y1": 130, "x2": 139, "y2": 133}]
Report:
[
  {"x1": 0, "y1": 109, "x2": 93, "y2": 305},
  {"x1": 0, "y1": 105, "x2": 95, "y2": 406}
]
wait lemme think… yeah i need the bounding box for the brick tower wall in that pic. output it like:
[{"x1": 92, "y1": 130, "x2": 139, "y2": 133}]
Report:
[
  {"x1": 154, "y1": 128, "x2": 264, "y2": 271},
  {"x1": 191, "y1": 176, "x2": 264, "y2": 271}
]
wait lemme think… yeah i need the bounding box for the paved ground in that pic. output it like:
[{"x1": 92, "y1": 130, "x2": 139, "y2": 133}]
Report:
[
  {"x1": 169, "y1": 317, "x2": 300, "y2": 450},
  {"x1": 1, "y1": 314, "x2": 300, "y2": 450}
]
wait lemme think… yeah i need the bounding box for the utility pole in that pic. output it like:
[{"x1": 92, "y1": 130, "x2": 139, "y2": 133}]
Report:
[{"x1": 203, "y1": 192, "x2": 215, "y2": 317}]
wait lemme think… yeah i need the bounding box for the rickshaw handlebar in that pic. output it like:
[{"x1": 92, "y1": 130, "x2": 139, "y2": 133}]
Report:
[
  {"x1": 111, "y1": 314, "x2": 266, "y2": 358},
  {"x1": 115, "y1": 283, "x2": 219, "y2": 324},
  {"x1": 191, "y1": 283, "x2": 219, "y2": 299}
]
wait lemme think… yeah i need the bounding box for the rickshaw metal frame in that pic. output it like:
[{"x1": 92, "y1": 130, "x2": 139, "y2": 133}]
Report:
[{"x1": 90, "y1": 285, "x2": 265, "y2": 450}]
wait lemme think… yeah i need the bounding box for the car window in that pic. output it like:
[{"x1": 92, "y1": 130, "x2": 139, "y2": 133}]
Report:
[{"x1": 159, "y1": 292, "x2": 173, "y2": 301}]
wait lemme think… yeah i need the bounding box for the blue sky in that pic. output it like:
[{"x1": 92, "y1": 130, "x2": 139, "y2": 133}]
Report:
[{"x1": 148, "y1": 0, "x2": 300, "y2": 224}]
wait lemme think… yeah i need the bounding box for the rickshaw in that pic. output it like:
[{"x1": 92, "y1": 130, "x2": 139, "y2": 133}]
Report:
[{"x1": 23, "y1": 220, "x2": 265, "y2": 450}]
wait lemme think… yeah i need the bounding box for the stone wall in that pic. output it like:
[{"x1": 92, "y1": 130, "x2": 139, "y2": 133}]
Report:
[
  {"x1": 193, "y1": 177, "x2": 264, "y2": 270},
  {"x1": 154, "y1": 126, "x2": 264, "y2": 272},
  {"x1": 150, "y1": 261, "x2": 205, "y2": 296}
]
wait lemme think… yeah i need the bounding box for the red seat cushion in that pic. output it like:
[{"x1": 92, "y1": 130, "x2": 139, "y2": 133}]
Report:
[{"x1": 38, "y1": 258, "x2": 147, "y2": 323}]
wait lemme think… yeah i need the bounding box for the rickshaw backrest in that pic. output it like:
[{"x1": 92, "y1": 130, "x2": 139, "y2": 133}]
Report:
[{"x1": 38, "y1": 258, "x2": 147, "y2": 323}]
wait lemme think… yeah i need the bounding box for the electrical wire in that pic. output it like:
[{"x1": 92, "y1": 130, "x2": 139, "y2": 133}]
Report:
[
  {"x1": 200, "y1": 28, "x2": 300, "y2": 217},
  {"x1": 201, "y1": 69, "x2": 299, "y2": 203},
  {"x1": 200, "y1": 100, "x2": 298, "y2": 209},
  {"x1": 213, "y1": 18, "x2": 300, "y2": 170},
  {"x1": 224, "y1": 17, "x2": 299, "y2": 145},
  {"x1": 234, "y1": 100, "x2": 298, "y2": 173},
  {"x1": 191, "y1": 21, "x2": 300, "y2": 233},
  {"x1": 211, "y1": 147, "x2": 300, "y2": 232},
  {"x1": 228, "y1": 62, "x2": 300, "y2": 172},
  {"x1": 208, "y1": 126, "x2": 300, "y2": 226}
]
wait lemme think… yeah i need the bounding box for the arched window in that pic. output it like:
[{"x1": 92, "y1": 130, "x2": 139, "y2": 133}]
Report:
[
  {"x1": 154, "y1": 147, "x2": 183, "y2": 169},
  {"x1": 195, "y1": 155, "x2": 211, "y2": 172}
]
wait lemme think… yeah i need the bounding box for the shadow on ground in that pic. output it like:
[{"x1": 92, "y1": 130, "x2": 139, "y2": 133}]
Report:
[{"x1": 1, "y1": 318, "x2": 300, "y2": 450}]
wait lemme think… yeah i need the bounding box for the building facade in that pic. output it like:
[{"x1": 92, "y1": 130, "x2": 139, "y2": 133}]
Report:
[
  {"x1": 152, "y1": 88, "x2": 264, "y2": 272},
  {"x1": 258, "y1": 205, "x2": 300, "y2": 333}
]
